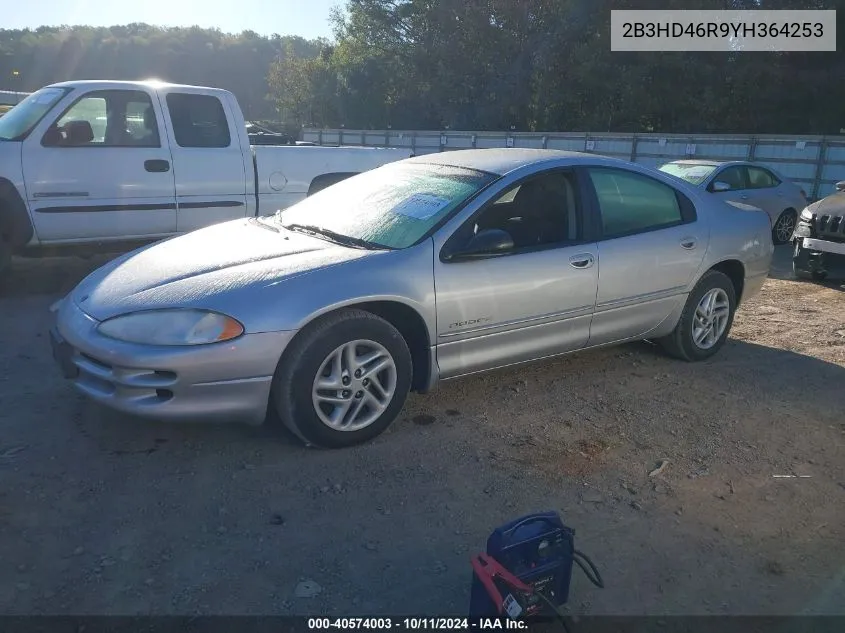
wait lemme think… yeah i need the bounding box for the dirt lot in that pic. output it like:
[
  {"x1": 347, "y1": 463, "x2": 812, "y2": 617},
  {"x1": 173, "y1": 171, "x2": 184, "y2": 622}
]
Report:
[{"x1": 0, "y1": 246, "x2": 843, "y2": 616}]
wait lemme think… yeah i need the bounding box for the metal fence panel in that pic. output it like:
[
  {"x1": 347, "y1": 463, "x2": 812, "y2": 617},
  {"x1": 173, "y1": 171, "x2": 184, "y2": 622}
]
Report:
[{"x1": 302, "y1": 128, "x2": 845, "y2": 200}]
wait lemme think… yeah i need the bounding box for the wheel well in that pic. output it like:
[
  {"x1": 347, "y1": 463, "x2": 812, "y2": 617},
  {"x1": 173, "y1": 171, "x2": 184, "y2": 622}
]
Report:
[
  {"x1": 0, "y1": 178, "x2": 34, "y2": 248},
  {"x1": 307, "y1": 172, "x2": 358, "y2": 196},
  {"x1": 354, "y1": 301, "x2": 431, "y2": 392},
  {"x1": 709, "y1": 259, "x2": 745, "y2": 305}
]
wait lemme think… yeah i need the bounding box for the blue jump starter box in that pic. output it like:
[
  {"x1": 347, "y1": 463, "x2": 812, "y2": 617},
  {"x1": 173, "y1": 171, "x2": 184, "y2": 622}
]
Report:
[{"x1": 469, "y1": 510, "x2": 576, "y2": 618}]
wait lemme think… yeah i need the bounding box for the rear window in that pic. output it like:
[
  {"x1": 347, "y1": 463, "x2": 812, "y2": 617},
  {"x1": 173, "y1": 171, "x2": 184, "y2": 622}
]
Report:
[{"x1": 165, "y1": 93, "x2": 231, "y2": 148}]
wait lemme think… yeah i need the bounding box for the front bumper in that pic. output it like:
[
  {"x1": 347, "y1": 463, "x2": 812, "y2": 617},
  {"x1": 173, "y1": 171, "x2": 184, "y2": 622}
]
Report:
[
  {"x1": 801, "y1": 237, "x2": 845, "y2": 257},
  {"x1": 52, "y1": 298, "x2": 296, "y2": 424}
]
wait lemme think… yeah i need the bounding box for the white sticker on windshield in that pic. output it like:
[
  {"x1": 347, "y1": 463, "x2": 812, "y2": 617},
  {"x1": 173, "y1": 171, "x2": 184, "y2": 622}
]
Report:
[{"x1": 393, "y1": 193, "x2": 451, "y2": 220}]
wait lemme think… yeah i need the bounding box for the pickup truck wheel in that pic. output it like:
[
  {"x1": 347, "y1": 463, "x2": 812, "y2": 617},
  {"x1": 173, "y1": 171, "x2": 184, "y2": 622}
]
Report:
[
  {"x1": 658, "y1": 270, "x2": 736, "y2": 362},
  {"x1": 0, "y1": 234, "x2": 11, "y2": 279},
  {"x1": 271, "y1": 309, "x2": 412, "y2": 448}
]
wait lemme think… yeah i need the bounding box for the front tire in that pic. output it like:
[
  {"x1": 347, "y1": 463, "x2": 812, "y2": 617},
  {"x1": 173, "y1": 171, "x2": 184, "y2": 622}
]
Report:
[
  {"x1": 0, "y1": 235, "x2": 10, "y2": 280},
  {"x1": 658, "y1": 270, "x2": 737, "y2": 362},
  {"x1": 792, "y1": 240, "x2": 828, "y2": 281},
  {"x1": 271, "y1": 309, "x2": 412, "y2": 448}
]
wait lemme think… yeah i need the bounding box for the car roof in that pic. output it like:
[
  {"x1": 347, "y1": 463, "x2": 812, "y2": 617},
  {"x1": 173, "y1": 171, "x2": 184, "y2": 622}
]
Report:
[
  {"x1": 45, "y1": 79, "x2": 224, "y2": 92},
  {"x1": 404, "y1": 148, "x2": 630, "y2": 176}
]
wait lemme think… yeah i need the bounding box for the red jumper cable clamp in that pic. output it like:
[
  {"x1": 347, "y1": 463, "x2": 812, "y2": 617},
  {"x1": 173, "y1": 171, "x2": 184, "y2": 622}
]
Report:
[{"x1": 469, "y1": 552, "x2": 541, "y2": 620}]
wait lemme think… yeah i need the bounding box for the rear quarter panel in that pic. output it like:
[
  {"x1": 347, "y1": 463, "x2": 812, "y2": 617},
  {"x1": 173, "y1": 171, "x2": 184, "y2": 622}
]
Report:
[{"x1": 698, "y1": 197, "x2": 774, "y2": 302}]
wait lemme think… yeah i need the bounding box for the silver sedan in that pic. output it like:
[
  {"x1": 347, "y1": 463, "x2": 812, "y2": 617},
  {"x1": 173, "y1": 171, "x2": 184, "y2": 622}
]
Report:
[
  {"x1": 659, "y1": 160, "x2": 808, "y2": 245},
  {"x1": 51, "y1": 149, "x2": 774, "y2": 448}
]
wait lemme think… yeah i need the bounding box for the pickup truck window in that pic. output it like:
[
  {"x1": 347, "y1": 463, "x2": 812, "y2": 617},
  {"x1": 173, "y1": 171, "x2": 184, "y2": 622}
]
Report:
[
  {"x1": 42, "y1": 90, "x2": 161, "y2": 148},
  {"x1": 166, "y1": 93, "x2": 231, "y2": 148},
  {"x1": 0, "y1": 87, "x2": 70, "y2": 141}
]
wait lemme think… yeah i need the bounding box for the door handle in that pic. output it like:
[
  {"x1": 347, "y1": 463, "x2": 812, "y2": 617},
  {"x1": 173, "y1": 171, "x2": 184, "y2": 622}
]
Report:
[
  {"x1": 680, "y1": 238, "x2": 697, "y2": 250},
  {"x1": 144, "y1": 159, "x2": 170, "y2": 173},
  {"x1": 740, "y1": 194, "x2": 749, "y2": 200},
  {"x1": 568, "y1": 253, "x2": 595, "y2": 269}
]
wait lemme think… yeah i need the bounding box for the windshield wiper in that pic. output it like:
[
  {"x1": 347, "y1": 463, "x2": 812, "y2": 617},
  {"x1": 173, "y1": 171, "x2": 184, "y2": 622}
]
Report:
[{"x1": 281, "y1": 223, "x2": 385, "y2": 250}]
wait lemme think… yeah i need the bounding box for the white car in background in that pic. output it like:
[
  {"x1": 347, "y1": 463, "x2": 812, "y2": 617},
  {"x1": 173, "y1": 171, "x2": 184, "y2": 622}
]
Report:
[{"x1": 659, "y1": 160, "x2": 808, "y2": 245}]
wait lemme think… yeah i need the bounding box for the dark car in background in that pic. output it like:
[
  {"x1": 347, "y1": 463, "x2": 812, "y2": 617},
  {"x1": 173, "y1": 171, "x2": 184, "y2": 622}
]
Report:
[{"x1": 792, "y1": 181, "x2": 845, "y2": 281}]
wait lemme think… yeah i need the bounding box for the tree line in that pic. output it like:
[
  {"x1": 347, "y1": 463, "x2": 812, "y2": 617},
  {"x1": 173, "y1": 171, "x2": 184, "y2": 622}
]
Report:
[{"x1": 3, "y1": 1, "x2": 845, "y2": 135}]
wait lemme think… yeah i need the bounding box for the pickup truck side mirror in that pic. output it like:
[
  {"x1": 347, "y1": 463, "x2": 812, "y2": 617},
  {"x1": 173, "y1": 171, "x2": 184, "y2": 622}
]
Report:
[
  {"x1": 711, "y1": 181, "x2": 731, "y2": 192},
  {"x1": 44, "y1": 120, "x2": 95, "y2": 147},
  {"x1": 835, "y1": 181, "x2": 845, "y2": 192},
  {"x1": 444, "y1": 228, "x2": 515, "y2": 261}
]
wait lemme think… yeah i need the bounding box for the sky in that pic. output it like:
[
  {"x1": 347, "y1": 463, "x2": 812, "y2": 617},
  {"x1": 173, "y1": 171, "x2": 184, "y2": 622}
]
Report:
[{"x1": 5, "y1": 0, "x2": 340, "y2": 39}]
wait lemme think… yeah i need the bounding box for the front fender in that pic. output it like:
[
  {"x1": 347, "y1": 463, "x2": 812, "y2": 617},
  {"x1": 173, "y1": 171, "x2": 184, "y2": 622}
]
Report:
[{"x1": 235, "y1": 240, "x2": 437, "y2": 340}]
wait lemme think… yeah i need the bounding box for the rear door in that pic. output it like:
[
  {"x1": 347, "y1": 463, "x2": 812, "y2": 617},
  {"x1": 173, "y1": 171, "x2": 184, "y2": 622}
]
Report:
[
  {"x1": 157, "y1": 88, "x2": 250, "y2": 233},
  {"x1": 744, "y1": 165, "x2": 789, "y2": 221},
  {"x1": 582, "y1": 166, "x2": 705, "y2": 346},
  {"x1": 22, "y1": 88, "x2": 176, "y2": 241}
]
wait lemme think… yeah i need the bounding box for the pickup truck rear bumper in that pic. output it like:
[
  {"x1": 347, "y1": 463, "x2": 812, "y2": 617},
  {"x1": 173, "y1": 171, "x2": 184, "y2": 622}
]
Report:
[{"x1": 52, "y1": 298, "x2": 295, "y2": 425}]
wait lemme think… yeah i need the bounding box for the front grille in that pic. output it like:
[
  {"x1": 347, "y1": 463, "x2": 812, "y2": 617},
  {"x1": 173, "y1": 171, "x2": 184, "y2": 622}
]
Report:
[{"x1": 815, "y1": 213, "x2": 845, "y2": 242}]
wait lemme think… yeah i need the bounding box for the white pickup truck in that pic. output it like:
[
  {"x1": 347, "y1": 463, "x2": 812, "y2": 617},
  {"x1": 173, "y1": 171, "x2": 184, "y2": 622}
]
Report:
[{"x1": 0, "y1": 80, "x2": 411, "y2": 276}]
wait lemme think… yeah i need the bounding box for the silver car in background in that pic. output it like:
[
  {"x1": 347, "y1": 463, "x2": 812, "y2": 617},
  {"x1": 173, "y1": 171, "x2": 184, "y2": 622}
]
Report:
[
  {"x1": 659, "y1": 160, "x2": 808, "y2": 245},
  {"x1": 51, "y1": 150, "x2": 774, "y2": 448}
]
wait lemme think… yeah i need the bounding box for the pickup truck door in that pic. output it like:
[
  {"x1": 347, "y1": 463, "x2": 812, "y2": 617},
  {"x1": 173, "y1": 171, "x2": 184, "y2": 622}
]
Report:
[
  {"x1": 22, "y1": 88, "x2": 177, "y2": 242},
  {"x1": 157, "y1": 87, "x2": 250, "y2": 233}
]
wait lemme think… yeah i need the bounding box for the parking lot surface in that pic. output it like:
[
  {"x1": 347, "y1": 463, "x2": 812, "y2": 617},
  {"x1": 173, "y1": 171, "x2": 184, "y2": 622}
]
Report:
[{"x1": 1, "y1": 246, "x2": 843, "y2": 615}]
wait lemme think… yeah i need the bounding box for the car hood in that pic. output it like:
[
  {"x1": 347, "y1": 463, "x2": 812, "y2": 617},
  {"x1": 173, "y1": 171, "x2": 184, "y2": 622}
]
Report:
[
  {"x1": 808, "y1": 191, "x2": 845, "y2": 215},
  {"x1": 70, "y1": 218, "x2": 373, "y2": 321}
]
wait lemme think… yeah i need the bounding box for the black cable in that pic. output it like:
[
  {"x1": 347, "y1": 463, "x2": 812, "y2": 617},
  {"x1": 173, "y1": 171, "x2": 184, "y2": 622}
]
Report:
[
  {"x1": 533, "y1": 590, "x2": 572, "y2": 633},
  {"x1": 573, "y1": 549, "x2": 604, "y2": 589}
]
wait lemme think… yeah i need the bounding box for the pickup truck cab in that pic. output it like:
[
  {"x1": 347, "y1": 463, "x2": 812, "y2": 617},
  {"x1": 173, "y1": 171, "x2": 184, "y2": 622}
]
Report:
[{"x1": 0, "y1": 80, "x2": 410, "y2": 276}]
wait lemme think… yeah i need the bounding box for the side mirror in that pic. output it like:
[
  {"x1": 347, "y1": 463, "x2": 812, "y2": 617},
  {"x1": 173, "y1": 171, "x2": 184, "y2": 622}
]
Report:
[
  {"x1": 446, "y1": 228, "x2": 514, "y2": 261},
  {"x1": 711, "y1": 181, "x2": 731, "y2": 192},
  {"x1": 835, "y1": 181, "x2": 845, "y2": 192}
]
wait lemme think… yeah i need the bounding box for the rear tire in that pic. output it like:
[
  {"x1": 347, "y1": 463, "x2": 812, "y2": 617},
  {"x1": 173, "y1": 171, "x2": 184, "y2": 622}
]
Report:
[
  {"x1": 270, "y1": 309, "x2": 412, "y2": 448},
  {"x1": 772, "y1": 209, "x2": 797, "y2": 245},
  {"x1": 658, "y1": 270, "x2": 737, "y2": 362}
]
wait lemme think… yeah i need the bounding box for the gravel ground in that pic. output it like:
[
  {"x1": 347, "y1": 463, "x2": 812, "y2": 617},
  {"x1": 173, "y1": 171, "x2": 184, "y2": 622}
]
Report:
[{"x1": 0, "y1": 246, "x2": 843, "y2": 616}]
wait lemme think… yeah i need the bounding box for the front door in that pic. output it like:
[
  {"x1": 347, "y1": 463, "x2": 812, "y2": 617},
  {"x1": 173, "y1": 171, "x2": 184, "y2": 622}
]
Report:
[
  {"x1": 582, "y1": 166, "x2": 706, "y2": 346},
  {"x1": 158, "y1": 89, "x2": 250, "y2": 233},
  {"x1": 433, "y1": 169, "x2": 599, "y2": 379},
  {"x1": 23, "y1": 88, "x2": 176, "y2": 242}
]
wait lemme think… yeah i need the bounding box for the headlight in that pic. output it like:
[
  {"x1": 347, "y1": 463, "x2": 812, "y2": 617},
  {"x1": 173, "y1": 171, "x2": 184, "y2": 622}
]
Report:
[
  {"x1": 97, "y1": 309, "x2": 244, "y2": 346},
  {"x1": 800, "y1": 207, "x2": 813, "y2": 221}
]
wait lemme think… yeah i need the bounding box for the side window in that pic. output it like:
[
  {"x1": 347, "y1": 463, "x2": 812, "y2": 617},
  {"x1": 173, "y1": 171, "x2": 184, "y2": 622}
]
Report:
[
  {"x1": 44, "y1": 90, "x2": 160, "y2": 147},
  {"x1": 166, "y1": 93, "x2": 231, "y2": 148},
  {"x1": 587, "y1": 168, "x2": 686, "y2": 239},
  {"x1": 470, "y1": 171, "x2": 580, "y2": 250},
  {"x1": 747, "y1": 167, "x2": 780, "y2": 189},
  {"x1": 710, "y1": 166, "x2": 747, "y2": 191}
]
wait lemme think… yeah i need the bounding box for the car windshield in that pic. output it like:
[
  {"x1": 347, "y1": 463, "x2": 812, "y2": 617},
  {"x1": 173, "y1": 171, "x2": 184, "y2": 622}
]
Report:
[
  {"x1": 658, "y1": 162, "x2": 718, "y2": 186},
  {"x1": 0, "y1": 87, "x2": 70, "y2": 141},
  {"x1": 278, "y1": 162, "x2": 498, "y2": 249}
]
